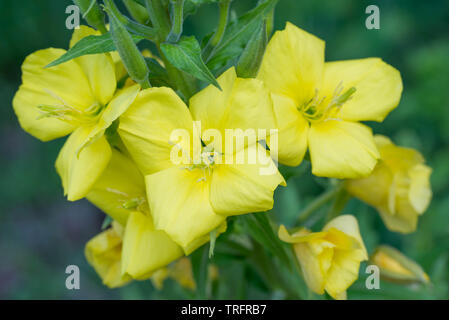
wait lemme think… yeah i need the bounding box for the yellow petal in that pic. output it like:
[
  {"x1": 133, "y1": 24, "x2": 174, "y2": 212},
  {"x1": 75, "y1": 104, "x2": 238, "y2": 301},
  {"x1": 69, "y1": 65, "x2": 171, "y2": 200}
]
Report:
[
  {"x1": 293, "y1": 242, "x2": 326, "y2": 295},
  {"x1": 121, "y1": 211, "x2": 184, "y2": 279},
  {"x1": 85, "y1": 227, "x2": 131, "y2": 288},
  {"x1": 323, "y1": 215, "x2": 368, "y2": 259},
  {"x1": 324, "y1": 249, "x2": 362, "y2": 300},
  {"x1": 268, "y1": 93, "x2": 309, "y2": 166},
  {"x1": 145, "y1": 167, "x2": 225, "y2": 251},
  {"x1": 258, "y1": 22, "x2": 325, "y2": 106},
  {"x1": 56, "y1": 126, "x2": 112, "y2": 201},
  {"x1": 408, "y1": 164, "x2": 432, "y2": 214},
  {"x1": 86, "y1": 149, "x2": 146, "y2": 226},
  {"x1": 321, "y1": 58, "x2": 402, "y2": 122},
  {"x1": 190, "y1": 67, "x2": 276, "y2": 152},
  {"x1": 209, "y1": 144, "x2": 285, "y2": 216},
  {"x1": 119, "y1": 87, "x2": 197, "y2": 175},
  {"x1": 78, "y1": 84, "x2": 140, "y2": 153},
  {"x1": 13, "y1": 48, "x2": 94, "y2": 141},
  {"x1": 70, "y1": 26, "x2": 116, "y2": 106},
  {"x1": 308, "y1": 120, "x2": 380, "y2": 179},
  {"x1": 278, "y1": 225, "x2": 326, "y2": 244}
]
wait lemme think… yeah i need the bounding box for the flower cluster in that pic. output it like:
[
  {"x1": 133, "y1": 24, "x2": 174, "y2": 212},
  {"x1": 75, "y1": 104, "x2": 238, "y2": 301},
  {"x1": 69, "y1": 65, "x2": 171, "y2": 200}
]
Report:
[{"x1": 13, "y1": 3, "x2": 432, "y2": 299}]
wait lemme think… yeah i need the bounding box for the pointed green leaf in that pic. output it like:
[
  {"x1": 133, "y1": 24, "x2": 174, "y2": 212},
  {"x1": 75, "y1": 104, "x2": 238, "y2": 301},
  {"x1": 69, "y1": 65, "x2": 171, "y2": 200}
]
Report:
[
  {"x1": 45, "y1": 32, "x2": 144, "y2": 68},
  {"x1": 160, "y1": 36, "x2": 220, "y2": 89}
]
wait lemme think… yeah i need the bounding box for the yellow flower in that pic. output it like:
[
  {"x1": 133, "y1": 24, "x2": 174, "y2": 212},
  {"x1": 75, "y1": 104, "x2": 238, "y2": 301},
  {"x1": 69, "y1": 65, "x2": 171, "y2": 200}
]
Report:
[
  {"x1": 370, "y1": 245, "x2": 430, "y2": 284},
  {"x1": 118, "y1": 67, "x2": 285, "y2": 252},
  {"x1": 85, "y1": 221, "x2": 131, "y2": 288},
  {"x1": 85, "y1": 149, "x2": 222, "y2": 282},
  {"x1": 258, "y1": 22, "x2": 403, "y2": 178},
  {"x1": 151, "y1": 257, "x2": 196, "y2": 290},
  {"x1": 345, "y1": 135, "x2": 432, "y2": 233},
  {"x1": 12, "y1": 25, "x2": 140, "y2": 201},
  {"x1": 279, "y1": 215, "x2": 368, "y2": 300}
]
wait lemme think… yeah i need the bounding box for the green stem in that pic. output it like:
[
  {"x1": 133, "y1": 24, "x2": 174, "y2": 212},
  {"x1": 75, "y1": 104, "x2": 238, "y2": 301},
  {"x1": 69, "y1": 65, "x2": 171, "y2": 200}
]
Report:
[
  {"x1": 203, "y1": 0, "x2": 232, "y2": 61},
  {"x1": 297, "y1": 183, "x2": 343, "y2": 224},
  {"x1": 167, "y1": 0, "x2": 184, "y2": 43},
  {"x1": 146, "y1": 0, "x2": 171, "y2": 41}
]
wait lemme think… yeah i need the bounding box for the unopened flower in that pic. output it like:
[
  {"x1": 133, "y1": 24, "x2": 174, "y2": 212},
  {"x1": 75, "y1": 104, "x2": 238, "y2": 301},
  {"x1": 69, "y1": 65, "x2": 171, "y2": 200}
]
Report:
[
  {"x1": 371, "y1": 245, "x2": 430, "y2": 284},
  {"x1": 151, "y1": 258, "x2": 196, "y2": 290},
  {"x1": 346, "y1": 135, "x2": 432, "y2": 233},
  {"x1": 258, "y1": 22, "x2": 403, "y2": 178},
  {"x1": 13, "y1": 26, "x2": 140, "y2": 201},
  {"x1": 119, "y1": 67, "x2": 285, "y2": 252},
  {"x1": 279, "y1": 215, "x2": 368, "y2": 299}
]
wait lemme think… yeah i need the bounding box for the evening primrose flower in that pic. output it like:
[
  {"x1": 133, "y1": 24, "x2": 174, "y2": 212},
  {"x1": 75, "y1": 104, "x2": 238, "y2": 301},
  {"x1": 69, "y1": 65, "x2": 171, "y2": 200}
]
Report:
[
  {"x1": 85, "y1": 221, "x2": 132, "y2": 288},
  {"x1": 118, "y1": 67, "x2": 285, "y2": 252},
  {"x1": 12, "y1": 25, "x2": 140, "y2": 201},
  {"x1": 345, "y1": 135, "x2": 432, "y2": 233},
  {"x1": 258, "y1": 22, "x2": 403, "y2": 178},
  {"x1": 86, "y1": 149, "x2": 224, "y2": 282},
  {"x1": 279, "y1": 215, "x2": 368, "y2": 300}
]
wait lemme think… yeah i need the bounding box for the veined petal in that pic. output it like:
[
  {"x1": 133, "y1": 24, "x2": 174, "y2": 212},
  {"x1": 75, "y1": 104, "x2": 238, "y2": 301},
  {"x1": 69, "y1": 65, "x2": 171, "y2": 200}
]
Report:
[
  {"x1": 70, "y1": 26, "x2": 116, "y2": 106},
  {"x1": 119, "y1": 87, "x2": 198, "y2": 175},
  {"x1": 308, "y1": 120, "x2": 380, "y2": 179},
  {"x1": 268, "y1": 93, "x2": 309, "y2": 166},
  {"x1": 86, "y1": 149, "x2": 146, "y2": 226},
  {"x1": 56, "y1": 126, "x2": 112, "y2": 201},
  {"x1": 13, "y1": 48, "x2": 94, "y2": 141},
  {"x1": 258, "y1": 22, "x2": 325, "y2": 106},
  {"x1": 321, "y1": 58, "x2": 402, "y2": 122},
  {"x1": 209, "y1": 144, "x2": 285, "y2": 216},
  {"x1": 191, "y1": 68, "x2": 276, "y2": 154},
  {"x1": 122, "y1": 211, "x2": 184, "y2": 280},
  {"x1": 145, "y1": 167, "x2": 225, "y2": 251}
]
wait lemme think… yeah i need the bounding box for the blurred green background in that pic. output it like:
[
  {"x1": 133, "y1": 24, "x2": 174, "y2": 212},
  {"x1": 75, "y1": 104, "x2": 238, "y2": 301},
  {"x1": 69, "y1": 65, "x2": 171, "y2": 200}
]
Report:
[{"x1": 0, "y1": 0, "x2": 448, "y2": 299}]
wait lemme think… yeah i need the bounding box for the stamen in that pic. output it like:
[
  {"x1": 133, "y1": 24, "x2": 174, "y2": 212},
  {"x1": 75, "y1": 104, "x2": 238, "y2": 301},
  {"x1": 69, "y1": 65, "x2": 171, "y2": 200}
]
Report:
[{"x1": 299, "y1": 83, "x2": 356, "y2": 123}]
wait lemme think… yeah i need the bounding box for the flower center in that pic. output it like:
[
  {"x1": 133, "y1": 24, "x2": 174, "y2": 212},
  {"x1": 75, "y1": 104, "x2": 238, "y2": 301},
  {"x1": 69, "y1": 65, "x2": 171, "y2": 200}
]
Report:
[
  {"x1": 187, "y1": 143, "x2": 221, "y2": 182},
  {"x1": 298, "y1": 82, "x2": 356, "y2": 123},
  {"x1": 37, "y1": 89, "x2": 104, "y2": 125}
]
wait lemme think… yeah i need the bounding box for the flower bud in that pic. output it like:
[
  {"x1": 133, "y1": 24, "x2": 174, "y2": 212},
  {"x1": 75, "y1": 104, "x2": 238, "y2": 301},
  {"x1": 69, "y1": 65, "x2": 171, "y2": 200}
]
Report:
[
  {"x1": 73, "y1": 0, "x2": 106, "y2": 33},
  {"x1": 105, "y1": 0, "x2": 150, "y2": 88},
  {"x1": 371, "y1": 245, "x2": 430, "y2": 285},
  {"x1": 236, "y1": 21, "x2": 268, "y2": 78}
]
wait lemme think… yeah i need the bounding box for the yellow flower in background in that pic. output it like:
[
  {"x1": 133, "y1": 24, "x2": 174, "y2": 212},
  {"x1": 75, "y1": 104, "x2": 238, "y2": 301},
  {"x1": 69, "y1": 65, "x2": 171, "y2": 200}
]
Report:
[
  {"x1": 371, "y1": 245, "x2": 430, "y2": 285},
  {"x1": 258, "y1": 22, "x2": 403, "y2": 178},
  {"x1": 118, "y1": 67, "x2": 285, "y2": 252},
  {"x1": 12, "y1": 25, "x2": 140, "y2": 201},
  {"x1": 279, "y1": 215, "x2": 368, "y2": 299},
  {"x1": 85, "y1": 149, "x2": 222, "y2": 283},
  {"x1": 345, "y1": 135, "x2": 432, "y2": 233},
  {"x1": 151, "y1": 257, "x2": 196, "y2": 291},
  {"x1": 85, "y1": 221, "x2": 131, "y2": 288}
]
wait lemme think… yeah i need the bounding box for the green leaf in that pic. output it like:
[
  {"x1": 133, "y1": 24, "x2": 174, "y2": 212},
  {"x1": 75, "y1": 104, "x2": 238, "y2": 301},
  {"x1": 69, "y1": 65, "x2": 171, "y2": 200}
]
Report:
[
  {"x1": 191, "y1": 245, "x2": 209, "y2": 299},
  {"x1": 45, "y1": 32, "x2": 144, "y2": 68},
  {"x1": 206, "y1": 0, "x2": 278, "y2": 71},
  {"x1": 241, "y1": 212, "x2": 292, "y2": 270},
  {"x1": 160, "y1": 36, "x2": 220, "y2": 89}
]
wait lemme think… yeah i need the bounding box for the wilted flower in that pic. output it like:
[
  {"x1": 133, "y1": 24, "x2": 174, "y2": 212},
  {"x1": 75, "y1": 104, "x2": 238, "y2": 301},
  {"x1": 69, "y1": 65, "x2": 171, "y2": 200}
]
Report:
[
  {"x1": 279, "y1": 215, "x2": 368, "y2": 299},
  {"x1": 346, "y1": 135, "x2": 432, "y2": 233}
]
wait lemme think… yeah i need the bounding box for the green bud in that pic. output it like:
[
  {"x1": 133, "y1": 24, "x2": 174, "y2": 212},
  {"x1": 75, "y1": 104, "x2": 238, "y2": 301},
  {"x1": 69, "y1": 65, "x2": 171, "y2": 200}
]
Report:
[
  {"x1": 371, "y1": 245, "x2": 430, "y2": 285},
  {"x1": 104, "y1": 0, "x2": 151, "y2": 88},
  {"x1": 122, "y1": 0, "x2": 150, "y2": 25},
  {"x1": 73, "y1": 0, "x2": 107, "y2": 33},
  {"x1": 236, "y1": 21, "x2": 267, "y2": 78}
]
